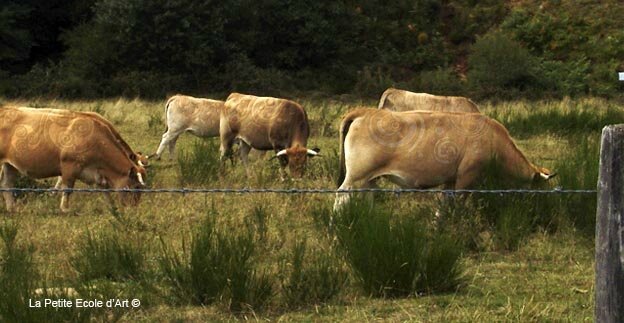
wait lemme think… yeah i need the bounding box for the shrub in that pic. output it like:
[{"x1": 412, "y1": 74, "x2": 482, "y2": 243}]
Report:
[
  {"x1": 330, "y1": 199, "x2": 463, "y2": 297},
  {"x1": 177, "y1": 139, "x2": 220, "y2": 186},
  {"x1": 352, "y1": 66, "x2": 395, "y2": 99},
  {"x1": 71, "y1": 230, "x2": 145, "y2": 281},
  {"x1": 404, "y1": 67, "x2": 466, "y2": 95},
  {"x1": 280, "y1": 239, "x2": 348, "y2": 309},
  {"x1": 467, "y1": 31, "x2": 539, "y2": 98},
  {"x1": 159, "y1": 213, "x2": 273, "y2": 313}
]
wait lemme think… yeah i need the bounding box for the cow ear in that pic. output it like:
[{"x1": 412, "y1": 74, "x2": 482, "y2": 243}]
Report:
[{"x1": 129, "y1": 153, "x2": 138, "y2": 162}]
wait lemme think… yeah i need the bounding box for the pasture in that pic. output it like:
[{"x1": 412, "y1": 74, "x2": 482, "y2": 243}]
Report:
[{"x1": 0, "y1": 96, "x2": 617, "y2": 321}]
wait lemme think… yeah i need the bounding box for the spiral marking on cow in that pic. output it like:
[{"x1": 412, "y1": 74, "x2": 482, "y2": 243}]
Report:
[
  {"x1": 433, "y1": 137, "x2": 460, "y2": 164},
  {"x1": 367, "y1": 112, "x2": 424, "y2": 152}
]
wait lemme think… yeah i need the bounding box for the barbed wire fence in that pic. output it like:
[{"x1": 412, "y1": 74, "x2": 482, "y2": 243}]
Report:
[{"x1": 0, "y1": 187, "x2": 597, "y2": 194}]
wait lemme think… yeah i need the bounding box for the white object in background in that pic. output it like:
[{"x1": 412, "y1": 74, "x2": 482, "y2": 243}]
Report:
[{"x1": 619, "y1": 72, "x2": 624, "y2": 81}]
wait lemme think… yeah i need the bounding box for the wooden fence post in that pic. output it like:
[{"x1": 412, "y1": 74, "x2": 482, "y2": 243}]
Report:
[{"x1": 596, "y1": 124, "x2": 624, "y2": 322}]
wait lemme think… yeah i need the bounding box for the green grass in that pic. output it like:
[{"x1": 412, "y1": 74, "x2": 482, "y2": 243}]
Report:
[
  {"x1": 280, "y1": 238, "x2": 348, "y2": 309},
  {"x1": 0, "y1": 96, "x2": 605, "y2": 321},
  {"x1": 328, "y1": 199, "x2": 463, "y2": 297},
  {"x1": 159, "y1": 209, "x2": 273, "y2": 313}
]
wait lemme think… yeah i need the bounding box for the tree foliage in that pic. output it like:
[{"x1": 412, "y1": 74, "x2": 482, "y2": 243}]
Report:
[{"x1": 3, "y1": 0, "x2": 624, "y2": 98}]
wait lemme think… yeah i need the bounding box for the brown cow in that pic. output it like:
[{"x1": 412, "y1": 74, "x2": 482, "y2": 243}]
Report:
[
  {"x1": 151, "y1": 94, "x2": 225, "y2": 160},
  {"x1": 0, "y1": 107, "x2": 146, "y2": 212},
  {"x1": 378, "y1": 88, "x2": 480, "y2": 113},
  {"x1": 9, "y1": 107, "x2": 148, "y2": 167},
  {"x1": 220, "y1": 93, "x2": 319, "y2": 178},
  {"x1": 334, "y1": 108, "x2": 554, "y2": 210}
]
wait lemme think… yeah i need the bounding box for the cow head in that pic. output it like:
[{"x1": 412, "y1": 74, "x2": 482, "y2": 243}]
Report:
[
  {"x1": 129, "y1": 152, "x2": 150, "y2": 168},
  {"x1": 119, "y1": 166, "x2": 146, "y2": 206},
  {"x1": 533, "y1": 167, "x2": 556, "y2": 184},
  {"x1": 273, "y1": 145, "x2": 320, "y2": 178}
]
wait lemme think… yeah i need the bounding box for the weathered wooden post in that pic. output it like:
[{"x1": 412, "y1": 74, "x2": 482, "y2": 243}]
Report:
[{"x1": 596, "y1": 124, "x2": 624, "y2": 322}]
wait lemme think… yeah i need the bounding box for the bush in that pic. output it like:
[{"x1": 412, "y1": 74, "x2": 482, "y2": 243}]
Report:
[
  {"x1": 71, "y1": 230, "x2": 145, "y2": 282},
  {"x1": 403, "y1": 67, "x2": 466, "y2": 95},
  {"x1": 467, "y1": 31, "x2": 539, "y2": 98},
  {"x1": 280, "y1": 239, "x2": 348, "y2": 309},
  {"x1": 177, "y1": 139, "x2": 221, "y2": 186},
  {"x1": 159, "y1": 212, "x2": 273, "y2": 313},
  {"x1": 329, "y1": 199, "x2": 463, "y2": 297}
]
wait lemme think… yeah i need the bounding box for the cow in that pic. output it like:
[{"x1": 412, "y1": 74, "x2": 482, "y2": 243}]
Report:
[
  {"x1": 378, "y1": 88, "x2": 480, "y2": 113},
  {"x1": 334, "y1": 108, "x2": 554, "y2": 210},
  {"x1": 151, "y1": 94, "x2": 225, "y2": 160},
  {"x1": 0, "y1": 107, "x2": 147, "y2": 212},
  {"x1": 219, "y1": 93, "x2": 319, "y2": 179},
  {"x1": 6, "y1": 106, "x2": 149, "y2": 167},
  {"x1": 6, "y1": 107, "x2": 148, "y2": 190}
]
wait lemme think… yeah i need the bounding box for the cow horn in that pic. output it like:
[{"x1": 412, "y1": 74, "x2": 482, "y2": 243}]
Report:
[
  {"x1": 137, "y1": 172, "x2": 145, "y2": 186},
  {"x1": 540, "y1": 172, "x2": 557, "y2": 180},
  {"x1": 138, "y1": 160, "x2": 146, "y2": 167},
  {"x1": 306, "y1": 149, "x2": 319, "y2": 156},
  {"x1": 276, "y1": 149, "x2": 288, "y2": 157}
]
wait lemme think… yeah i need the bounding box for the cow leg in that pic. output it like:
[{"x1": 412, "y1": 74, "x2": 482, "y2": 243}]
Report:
[
  {"x1": 167, "y1": 136, "x2": 179, "y2": 160},
  {"x1": 333, "y1": 179, "x2": 355, "y2": 212},
  {"x1": 219, "y1": 133, "x2": 236, "y2": 165},
  {"x1": 1, "y1": 164, "x2": 18, "y2": 211},
  {"x1": 58, "y1": 162, "x2": 79, "y2": 213},
  {"x1": 59, "y1": 176, "x2": 76, "y2": 213},
  {"x1": 155, "y1": 128, "x2": 183, "y2": 160},
  {"x1": 239, "y1": 141, "x2": 252, "y2": 177}
]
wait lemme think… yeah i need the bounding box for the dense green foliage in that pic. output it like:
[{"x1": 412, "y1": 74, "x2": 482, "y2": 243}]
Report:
[{"x1": 2, "y1": 1, "x2": 622, "y2": 99}]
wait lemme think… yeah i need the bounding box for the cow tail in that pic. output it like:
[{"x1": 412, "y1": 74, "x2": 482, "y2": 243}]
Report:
[
  {"x1": 163, "y1": 96, "x2": 176, "y2": 132},
  {"x1": 337, "y1": 117, "x2": 355, "y2": 187},
  {"x1": 377, "y1": 88, "x2": 391, "y2": 109}
]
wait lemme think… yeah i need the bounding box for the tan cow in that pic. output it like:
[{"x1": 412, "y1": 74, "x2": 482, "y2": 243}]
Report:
[
  {"x1": 378, "y1": 88, "x2": 480, "y2": 113},
  {"x1": 334, "y1": 108, "x2": 554, "y2": 210},
  {"x1": 0, "y1": 107, "x2": 146, "y2": 212},
  {"x1": 220, "y1": 93, "x2": 319, "y2": 178},
  {"x1": 152, "y1": 94, "x2": 224, "y2": 160},
  {"x1": 6, "y1": 107, "x2": 149, "y2": 167}
]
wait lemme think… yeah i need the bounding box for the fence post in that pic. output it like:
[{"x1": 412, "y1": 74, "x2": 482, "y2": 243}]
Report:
[{"x1": 596, "y1": 125, "x2": 624, "y2": 322}]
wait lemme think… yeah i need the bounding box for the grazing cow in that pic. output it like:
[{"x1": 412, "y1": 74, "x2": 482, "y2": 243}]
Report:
[
  {"x1": 334, "y1": 108, "x2": 554, "y2": 210},
  {"x1": 378, "y1": 88, "x2": 480, "y2": 113},
  {"x1": 9, "y1": 107, "x2": 149, "y2": 167},
  {"x1": 152, "y1": 94, "x2": 225, "y2": 160},
  {"x1": 0, "y1": 107, "x2": 146, "y2": 212},
  {"x1": 220, "y1": 93, "x2": 319, "y2": 178},
  {"x1": 8, "y1": 107, "x2": 148, "y2": 190}
]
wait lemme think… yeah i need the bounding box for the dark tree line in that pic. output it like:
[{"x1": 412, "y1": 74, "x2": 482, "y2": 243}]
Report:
[{"x1": 1, "y1": 0, "x2": 623, "y2": 99}]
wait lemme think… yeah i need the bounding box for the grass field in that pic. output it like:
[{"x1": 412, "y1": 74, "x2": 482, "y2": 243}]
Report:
[{"x1": 0, "y1": 95, "x2": 618, "y2": 321}]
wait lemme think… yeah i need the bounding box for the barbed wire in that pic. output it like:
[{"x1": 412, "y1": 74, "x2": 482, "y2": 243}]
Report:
[{"x1": 0, "y1": 187, "x2": 597, "y2": 194}]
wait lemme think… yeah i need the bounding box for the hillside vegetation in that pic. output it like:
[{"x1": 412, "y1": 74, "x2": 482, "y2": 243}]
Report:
[{"x1": 1, "y1": 0, "x2": 623, "y2": 99}]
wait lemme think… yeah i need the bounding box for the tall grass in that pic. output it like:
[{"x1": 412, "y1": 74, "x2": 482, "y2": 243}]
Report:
[
  {"x1": 328, "y1": 199, "x2": 463, "y2": 297},
  {"x1": 177, "y1": 139, "x2": 221, "y2": 186},
  {"x1": 159, "y1": 211, "x2": 273, "y2": 313},
  {"x1": 552, "y1": 135, "x2": 599, "y2": 234},
  {"x1": 489, "y1": 100, "x2": 624, "y2": 137},
  {"x1": 280, "y1": 238, "x2": 348, "y2": 309},
  {"x1": 0, "y1": 221, "x2": 100, "y2": 322},
  {"x1": 71, "y1": 230, "x2": 145, "y2": 281}
]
